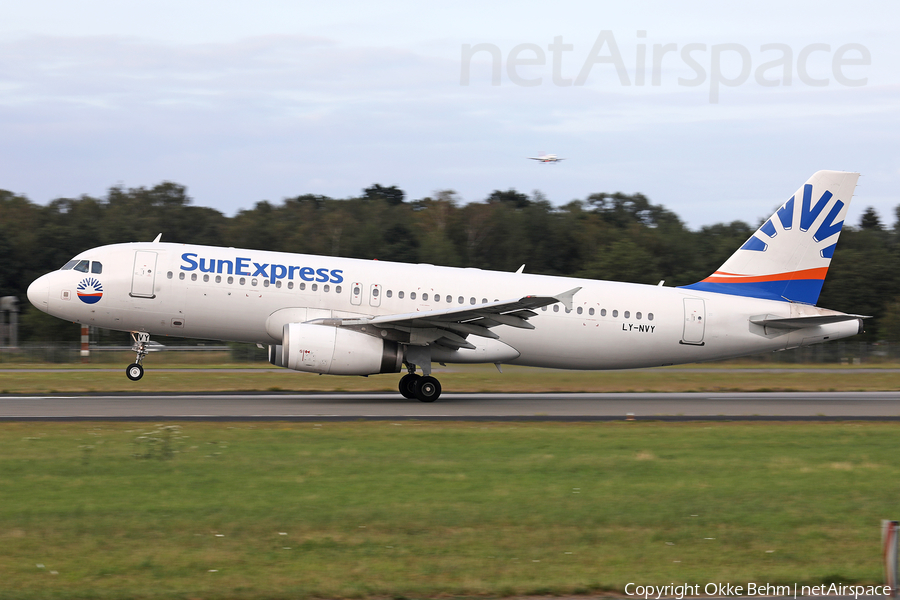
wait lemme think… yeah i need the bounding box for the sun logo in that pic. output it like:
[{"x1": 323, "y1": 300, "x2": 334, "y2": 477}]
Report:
[{"x1": 76, "y1": 277, "x2": 103, "y2": 304}]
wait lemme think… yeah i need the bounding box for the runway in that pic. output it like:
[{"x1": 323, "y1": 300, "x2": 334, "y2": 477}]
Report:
[{"x1": 2, "y1": 391, "x2": 900, "y2": 420}]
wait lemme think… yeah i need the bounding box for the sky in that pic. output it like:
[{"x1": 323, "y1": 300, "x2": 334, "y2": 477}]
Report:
[{"x1": 1, "y1": 0, "x2": 898, "y2": 229}]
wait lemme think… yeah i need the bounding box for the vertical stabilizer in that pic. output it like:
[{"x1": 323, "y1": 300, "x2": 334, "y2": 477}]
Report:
[{"x1": 682, "y1": 170, "x2": 859, "y2": 305}]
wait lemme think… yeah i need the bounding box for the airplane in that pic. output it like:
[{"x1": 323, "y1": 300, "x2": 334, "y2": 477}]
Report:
[
  {"x1": 527, "y1": 153, "x2": 565, "y2": 163},
  {"x1": 27, "y1": 170, "x2": 864, "y2": 402}
]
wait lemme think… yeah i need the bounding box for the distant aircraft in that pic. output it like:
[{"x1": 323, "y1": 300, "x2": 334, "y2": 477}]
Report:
[
  {"x1": 28, "y1": 171, "x2": 864, "y2": 402},
  {"x1": 527, "y1": 153, "x2": 565, "y2": 163}
]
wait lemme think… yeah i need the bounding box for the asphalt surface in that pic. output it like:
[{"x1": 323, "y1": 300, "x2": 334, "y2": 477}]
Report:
[{"x1": 2, "y1": 391, "x2": 900, "y2": 420}]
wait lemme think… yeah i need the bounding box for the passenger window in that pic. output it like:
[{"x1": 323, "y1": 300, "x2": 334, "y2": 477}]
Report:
[
  {"x1": 191, "y1": 273, "x2": 198, "y2": 281},
  {"x1": 448, "y1": 295, "x2": 453, "y2": 303},
  {"x1": 636, "y1": 312, "x2": 642, "y2": 320},
  {"x1": 353, "y1": 286, "x2": 360, "y2": 295},
  {"x1": 434, "y1": 294, "x2": 440, "y2": 303},
  {"x1": 299, "y1": 282, "x2": 306, "y2": 290},
  {"x1": 91, "y1": 262, "x2": 103, "y2": 274},
  {"x1": 275, "y1": 280, "x2": 281, "y2": 288},
  {"x1": 411, "y1": 292, "x2": 416, "y2": 300},
  {"x1": 648, "y1": 313, "x2": 654, "y2": 321},
  {"x1": 423, "y1": 293, "x2": 429, "y2": 301},
  {"x1": 387, "y1": 290, "x2": 392, "y2": 298},
  {"x1": 335, "y1": 285, "x2": 342, "y2": 293},
  {"x1": 612, "y1": 310, "x2": 618, "y2": 317},
  {"x1": 399, "y1": 291, "x2": 404, "y2": 299},
  {"x1": 263, "y1": 280, "x2": 269, "y2": 287},
  {"x1": 470, "y1": 297, "x2": 476, "y2": 305},
  {"x1": 372, "y1": 288, "x2": 379, "y2": 297},
  {"x1": 179, "y1": 272, "x2": 185, "y2": 280},
  {"x1": 542, "y1": 306, "x2": 547, "y2": 311},
  {"x1": 458, "y1": 296, "x2": 464, "y2": 304},
  {"x1": 577, "y1": 307, "x2": 583, "y2": 315},
  {"x1": 251, "y1": 278, "x2": 258, "y2": 286},
  {"x1": 240, "y1": 277, "x2": 246, "y2": 285},
  {"x1": 324, "y1": 284, "x2": 330, "y2": 292},
  {"x1": 312, "y1": 284, "x2": 318, "y2": 291},
  {"x1": 74, "y1": 260, "x2": 90, "y2": 273},
  {"x1": 600, "y1": 309, "x2": 606, "y2": 316},
  {"x1": 482, "y1": 298, "x2": 487, "y2": 304},
  {"x1": 228, "y1": 276, "x2": 234, "y2": 284},
  {"x1": 286, "y1": 281, "x2": 292, "y2": 289},
  {"x1": 589, "y1": 308, "x2": 595, "y2": 316},
  {"x1": 624, "y1": 311, "x2": 630, "y2": 318},
  {"x1": 553, "y1": 305, "x2": 559, "y2": 312},
  {"x1": 203, "y1": 274, "x2": 210, "y2": 282},
  {"x1": 167, "y1": 271, "x2": 173, "y2": 279},
  {"x1": 61, "y1": 260, "x2": 79, "y2": 270}
]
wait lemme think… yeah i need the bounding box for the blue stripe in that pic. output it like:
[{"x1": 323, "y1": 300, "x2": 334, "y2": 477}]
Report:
[
  {"x1": 820, "y1": 243, "x2": 837, "y2": 259},
  {"x1": 680, "y1": 278, "x2": 825, "y2": 305},
  {"x1": 800, "y1": 185, "x2": 832, "y2": 232},
  {"x1": 739, "y1": 236, "x2": 768, "y2": 252},
  {"x1": 813, "y1": 200, "x2": 844, "y2": 242},
  {"x1": 760, "y1": 219, "x2": 777, "y2": 238},
  {"x1": 777, "y1": 196, "x2": 794, "y2": 229}
]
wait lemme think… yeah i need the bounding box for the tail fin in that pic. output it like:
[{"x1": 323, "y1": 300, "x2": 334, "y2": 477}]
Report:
[{"x1": 682, "y1": 170, "x2": 860, "y2": 305}]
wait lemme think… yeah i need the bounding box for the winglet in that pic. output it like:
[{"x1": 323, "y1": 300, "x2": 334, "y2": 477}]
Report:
[
  {"x1": 515, "y1": 264, "x2": 525, "y2": 274},
  {"x1": 152, "y1": 233, "x2": 162, "y2": 243},
  {"x1": 554, "y1": 287, "x2": 581, "y2": 311}
]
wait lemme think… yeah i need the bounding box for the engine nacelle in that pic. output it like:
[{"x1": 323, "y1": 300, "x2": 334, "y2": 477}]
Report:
[{"x1": 270, "y1": 323, "x2": 402, "y2": 375}]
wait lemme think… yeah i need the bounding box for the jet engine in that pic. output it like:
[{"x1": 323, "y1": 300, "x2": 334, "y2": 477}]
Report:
[{"x1": 269, "y1": 323, "x2": 402, "y2": 375}]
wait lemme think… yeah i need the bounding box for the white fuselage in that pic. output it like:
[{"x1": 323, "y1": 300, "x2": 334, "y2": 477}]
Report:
[{"x1": 28, "y1": 242, "x2": 861, "y2": 370}]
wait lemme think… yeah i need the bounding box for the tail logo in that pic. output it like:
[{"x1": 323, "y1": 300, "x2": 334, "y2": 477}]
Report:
[
  {"x1": 681, "y1": 170, "x2": 859, "y2": 305},
  {"x1": 77, "y1": 277, "x2": 103, "y2": 304},
  {"x1": 740, "y1": 184, "x2": 845, "y2": 259}
]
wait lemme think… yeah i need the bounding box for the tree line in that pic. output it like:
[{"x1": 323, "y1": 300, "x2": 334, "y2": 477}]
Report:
[{"x1": 2, "y1": 182, "x2": 899, "y2": 342}]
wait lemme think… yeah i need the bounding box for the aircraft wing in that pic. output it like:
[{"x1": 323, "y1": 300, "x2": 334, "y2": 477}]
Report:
[{"x1": 310, "y1": 287, "x2": 581, "y2": 350}]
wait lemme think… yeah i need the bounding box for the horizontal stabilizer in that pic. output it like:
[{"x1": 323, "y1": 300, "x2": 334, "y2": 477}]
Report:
[{"x1": 750, "y1": 314, "x2": 868, "y2": 330}]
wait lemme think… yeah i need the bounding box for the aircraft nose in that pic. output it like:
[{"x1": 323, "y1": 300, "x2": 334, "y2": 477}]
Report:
[{"x1": 27, "y1": 274, "x2": 51, "y2": 313}]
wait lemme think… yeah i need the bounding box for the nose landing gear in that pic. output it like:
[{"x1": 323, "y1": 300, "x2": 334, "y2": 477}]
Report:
[
  {"x1": 399, "y1": 363, "x2": 442, "y2": 402},
  {"x1": 126, "y1": 332, "x2": 150, "y2": 381}
]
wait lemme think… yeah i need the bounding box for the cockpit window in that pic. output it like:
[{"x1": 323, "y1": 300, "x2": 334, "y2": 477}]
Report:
[
  {"x1": 61, "y1": 260, "x2": 79, "y2": 270},
  {"x1": 73, "y1": 260, "x2": 90, "y2": 273},
  {"x1": 91, "y1": 262, "x2": 103, "y2": 274}
]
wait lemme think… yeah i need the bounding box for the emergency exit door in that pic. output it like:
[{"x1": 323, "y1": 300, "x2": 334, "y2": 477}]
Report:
[{"x1": 131, "y1": 251, "x2": 158, "y2": 298}]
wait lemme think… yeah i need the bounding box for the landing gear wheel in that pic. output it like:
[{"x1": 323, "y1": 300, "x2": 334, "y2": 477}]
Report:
[
  {"x1": 399, "y1": 373, "x2": 421, "y2": 399},
  {"x1": 414, "y1": 376, "x2": 441, "y2": 403},
  {"x1": 127, "y1": 331, "x2": 151, "y2": 382},
  {"x1": 126, "y1": 363, "x2": 144, "y2": 381}
]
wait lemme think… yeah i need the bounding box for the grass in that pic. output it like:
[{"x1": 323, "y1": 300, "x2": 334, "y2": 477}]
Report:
[
  {"x1": 1, "y1": 362, "x2": 900, "y2": 394},
  {"x1": 0, "y1": 421, "x2": 897, "y2": 599}
]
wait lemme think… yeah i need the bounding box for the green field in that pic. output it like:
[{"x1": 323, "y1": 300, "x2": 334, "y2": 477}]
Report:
[
  {"x1": 0, "y1": 421, "x2": 897, "y2": 599},
  {"x1": 1, "y1": 362, "x2": 900, "y2": 394}
]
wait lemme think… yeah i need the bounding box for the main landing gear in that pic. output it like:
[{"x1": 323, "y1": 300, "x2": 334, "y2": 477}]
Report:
[
  {"x1": 398, "y1": 364, "x2": 442, "y2": 402},
  {"x1": 126, "y1": 331, "x2": 150, "y2": 381}
]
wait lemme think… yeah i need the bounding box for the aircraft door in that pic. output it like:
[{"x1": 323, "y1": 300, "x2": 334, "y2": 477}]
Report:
[
  {"x1": 131, "y1": 251, "x2": 158, "y2": 298},
  {"x1": 369, "y1": 284, "x2": 382, "y2": 307},
  {"x1": 350, "y1": 282, "x2": 363, "y2": 306},
  {"x1": 681, "y1": 298, "x2": 705, "y2": 345}
]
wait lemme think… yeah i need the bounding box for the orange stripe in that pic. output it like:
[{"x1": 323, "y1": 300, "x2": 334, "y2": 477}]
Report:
[{"x1": 702, "y1": 267, "x2": 829, "y2": 284}]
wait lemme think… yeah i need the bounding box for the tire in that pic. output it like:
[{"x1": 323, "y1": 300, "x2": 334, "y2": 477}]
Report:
[
  {"x1": 414, "y1": 376, "x2": 441, "y2": 403},
  {"x1": 399, "y1": 373, "x2": 420, "y2": 399},
  {"x1": 126, "y1": 363, "x2": 144, "y2": 381}
]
